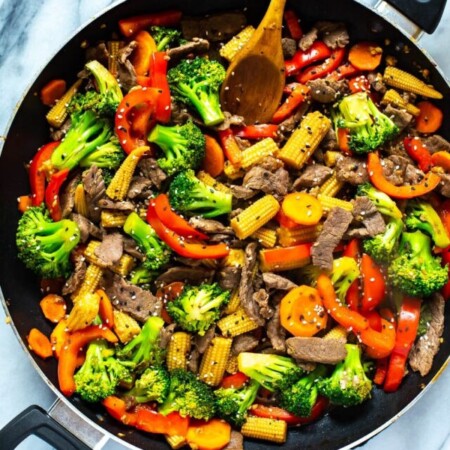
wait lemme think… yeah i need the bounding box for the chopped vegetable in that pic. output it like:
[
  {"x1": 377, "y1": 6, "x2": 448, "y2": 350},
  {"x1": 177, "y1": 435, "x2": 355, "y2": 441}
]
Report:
[
  {"x1": 27, "y1": 328, "x2": 53, "y2": 359},
  {"x1": 415, "y1": 101, "x2": 443, "y2": 134},
  {"x1": 40, "y1": 294, "x2": 67, "y2": 323},
  {"x1": 281, "y1": 192, "x2": 323, "y2": 226},
  {"x1": 40, "y1": 79, "x2": 67, "y2": 106},
  {"x1": 348, "y1": 42, "x2": 382, "y2": 71}
]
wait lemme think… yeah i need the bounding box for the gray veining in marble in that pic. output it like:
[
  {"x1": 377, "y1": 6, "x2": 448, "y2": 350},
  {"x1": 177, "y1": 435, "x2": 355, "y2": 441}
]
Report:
[{"x1": 0, "y1": 1, "x2": 449, "y2": 449}]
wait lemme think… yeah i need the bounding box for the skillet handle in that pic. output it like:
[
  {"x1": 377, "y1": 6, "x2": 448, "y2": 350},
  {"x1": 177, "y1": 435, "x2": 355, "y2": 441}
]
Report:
[
  {"x1": 381, "y1": 0, "x2": 447, "y2": 33},
  {"x1": 0, "y1": 405, "x2": 91, "y2": 450}
]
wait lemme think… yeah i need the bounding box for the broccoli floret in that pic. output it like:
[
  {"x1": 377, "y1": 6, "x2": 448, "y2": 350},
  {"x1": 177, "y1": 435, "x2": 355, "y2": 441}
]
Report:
[
  {"x1": 167, "y1": 283, "x2": 230, "y2": 336},
  {"x1": 330, "y1": 257, "x2": 361, "y2": 303},
  {"x1": 159, "y1": 369, "x2": 216, "y2": 420},
  {"x1": 363, "y1": 218, "x2": 403, "y2": 264},
  {"x1": 318, "y1": 344, "x2": 372, "y2": 407},
  {"x1": 169, "y1": 170, "x2": 232, "y2": 218},
  {"x1": 214, "y1": 379, "x2": 259, "y2": 427},
  {"x1": 388, "y1": 230, "x2": 448, "y2": 298},
  {"x1": 405, "y1": 200, "x2": 450, "y2": 248},
  {"x1": 123, "y1": 212, "x2": 171, "y2": 271},
  {"x1": 279, "y1": 365, "x2": 327, "y2": 418},
  {"x1": 148, "y1": 121, "x2": 205, "y2": 175},
  {"x1": 16, "y1": 205, "x2": 80, "y2": 279},
  {"x1": 74, "y1": 340, "x2": 133, "y2": 403},
  {"x1": 50, "y1": 110, "x2": 112, "y2": 170},
  {"x1": 125, "y1": 366, "x2": 170, "y2": 404},
  {"x1": 333, "y1": 93, "x2": 398, "y2": 154},
  {"x1": 79, "y1": 137, "x2": 125, "y2": 170},
  {"x1": 129, "y1": 265, "x2": 158, "y2": 289},
  {"x1": 168, "y1": 57, "x2": 226, "y2": 126},
  {"x1": 237, "y1": 353, "x2": 304, "y2": 392},
  {"x1": 357, "y1": 183, "x2": 402, "y2": 219},
  {"x1": 150, "y1": 26, "x2": 186, "y2": 51},
  {"x1": 417, "y1": 302, "x2": 433, "y2": 337},
  {"x1": 116, "y1": 316, "x2": 165, "y2": 370}
]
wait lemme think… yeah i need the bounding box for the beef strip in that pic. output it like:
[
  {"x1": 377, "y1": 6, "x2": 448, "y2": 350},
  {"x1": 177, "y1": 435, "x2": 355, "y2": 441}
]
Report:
[
  {"x1": 155, "y1": 267, "x2": 214, "y2": 288},
  {"x1": 174, "y1": 256, "x2": 219, "y2": 269},
  {"x1": 277, "y1": 103, "x2": 310, "y2": 142},
  {"x1": 293, "y1": 164, "x2": 333, "y2": 189},
  {"x1": 82, "y1": 166, "x2": 105, "y2": 223},
  {"x1": 137, "y1": 158, "x2": 167, "y2": 189},
  {"x1": 243, "y1": 166, "x2": 290, "y2": 198},
  {"x1": 367, "y1": 72, "x2": 387, "y2": 94},
  {"x1": 234, "y1": 136, "x2": 252, "y2": 151},
  {"x1": 381, "y1": 155, "x2": 408, "y2": 186},
  {"x1": 215, "y1": 112, "x2": 246, "y2": 132},
  {"x1": 98, "y1": 198, "x2": 135, "y2": 211},
  {"x1": 299, "y1": 27, "x2": 318, "y2": 51},
  {"x1": 336, "y1": 155, "x2": 369, "y2": 185},
  {"x1": 231, "y1": 185, "x2": 257, "y2": 200},
  {"x1": 194, "y1": 325, "x2": 216, "y2": 354},
  {"x1": 262, "y1": 273, "x2": 297, "y2": 291},
  {"x1": 127, "y1": 176, "x2": 153, "y2": 199},
  {"x1": 423, "y1": 134, "x2": 450, "y2": 154},
  {"x1": 60, "y1": 174, "x2": 81, "y2": 219},
  {"x1": 253, "y1": 289, "x2": 273, "y2": 320},
  {"x1": 404, "y1": 163, "x2": 424, "y2": 185},
  {"x1": 438, "y1": 173, "x2": 450, "y2": 198},
  {"x1": 383, "y1": 136, "x2": 410, "y2": 159},
  {"x1": 102, "y1": 272, "x2": 162, "y2": 322},
  {"x1": 94, "y1": 232, "x2": 124, "y2": 267},
  {"x1": 267, "y1": 303, "x2": 287, "y2": 352},
  {"x1": 50, "y1": 117, "x2": 71, "y2": 141},
  {"x1": 71, "y1": 213, "x2": 103, "y2": 243},
  {"x1": 320, "y1": 128, "x2": 339, "y2": 152},
  {"x1": 383, "y1": 104, "x2": 413, "y2": 131},
  {"x1": 189, "y1": 217, "x2": 232, "y2": 234},
  {"x1": 122, "y1": 236, "x2": 145, "y2": 260},
  {"x1": 223, "y1": 431, "x2": 244, "y2": 450},
  {"x1": 352, "y1": 196, "x2": 386, "y2": 237},
  {"x1": 167, "y1": 38, "x2": 210, "y2": 61},
  {"x1": 188, "y1": 348, "x2": 200, "y2": 373},
  {"x1": 117, "y1": 41, "x2": 137, "y2": 92},
  {"x1": 282, "y1": 37, "x2": 297, "y2": 59},
  {"x1": 286, "y1": 337, "x2": 347, "y2": 364},
  {"x1": 307, "y1": 78, "x2": 348, "y2": 103},
  {"x1": 345, "y1": 227, "x2": 370, "y2": 239},
  {"x1": 239, "y1": 243, "x2": 265, "y2": 326},
  {"x1": 159, "y1": 324, "x2": 177, "y2": 350},
  {"x1": 315, "y1": 21, "x2": 349, "y2": 48},
  {"x1": 232, "y1": 333, "x2": 259, "y2": 355},
  {"x1": 409, "y1": 294, "x2": 445, "y2": 376},
  {"x1": 85, "y1": 42, "x2": 109, "y2": 66},
  {"x1": 218, "y1": 266, "x2": 241, "y2": 291},
  {"x1": 62, "y1": 256, "x2": 86, "y2": 295},
  {"x1": 312, "y1": 207, "x2": 353, "y2": 270}
]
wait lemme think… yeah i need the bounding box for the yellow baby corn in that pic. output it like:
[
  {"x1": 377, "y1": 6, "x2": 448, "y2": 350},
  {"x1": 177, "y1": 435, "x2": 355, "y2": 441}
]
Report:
[
  {"x1": 226, "y1": 355, "x2": 239, "y2": 374},
  {"x1": 198, "y1": 337, "x2": 232, "y2": 386},
  {"x1": 217, "y1": 307, "x2": 259, "y2": 337},
  {"x1": 323, "y1": 325, "x2": 348, "y2": 343},
  {"x1": 219, "y1": 25, "x2": 255, "y2": 61},
  {"x1": 222, "y1": 249, "x2": 246, "y2": 268},
  {"x1": 166, "y1": 332, "x2": 191, "y2": 371},
  {"x1": 197, "y1": 170, "x2": 231, "y2": 193},
  {"x1": 241, "y1": 138, "x2": 279, "y2": 170},
  {"x1": 224, "y1": 161, "x2": 245, "y2": 180},
  {"x1": 277, "y1": 224, "x2": 323, "y2": 247},
  {"x1": 76, "y1": 263, "x2": 104, "y2": 298},
  {"x1": 241, "y1": 416, "x2": 287, "y2": 444},
  {"x1": 74, "y1": 184, "x2": 88, "y2": 217},
  {"x1": 317, "y1": 194, "x2": 354, "y2": 214},
  {"x1": 107, "y1": 40, "x2": 123, "y2": 77},
  {"x1": 323, "y1": 151, "x2": 342, "y2": 167},
  {"x1": 111, "y1": 253, "x2": 135, "y2": 276},
  {"x1": 165, "y1": 435, "x2": 187, "y2": 450},
  {"x1": 318, "y1": 172, "x2": 344, "y2": 197},
  {"x1": 252, "y1": 227, "x2": 277, "y2": 248},
  {"x1": 67, "y1": 292, "x2": 100, "y2": 331},
  {"x1": 224, "y1": 289, "x2": 241, "y2": 315},
  {"x1": 46, "y1": 79, "x2": 82, "y2": 128},
  {"x1": 100, "y1": 210, "x2": 128, "y2": 228},
  {"x1": 381, "y1": 89, "x2": 420, "y2": 116},
  {"x1": 113, "y1": 310, "x2": 141, "y2": 343}
]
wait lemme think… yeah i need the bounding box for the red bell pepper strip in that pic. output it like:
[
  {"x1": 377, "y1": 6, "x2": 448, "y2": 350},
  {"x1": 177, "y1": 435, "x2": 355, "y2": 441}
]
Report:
[
  {"x1": 327, "y1": 62, "x2": 360, "y2": 81},
  {"x1": 217, "y1": 129, "x2": 242, "y2": 167},
  {"x1": 373, "y1": 357, "x2": 388, "y2": 385},
  {"x1": 361, "y1": 317, "x2": 396, "y2": 359},
  {"x1": 136, "y1": 406, "x2": 189, "y2": 436},
  {"x1": 403, "y1": 136, "x2": 433, "y2": 173},
  {"x1": 45, "y1": 168, "x2": 70, "y2": 222},
  {"x1": 361, "y1": 310, "x2": 382, "y2": 332},
  {"x1": 367, "y1": 152, "x2": 441, "y2": 199},
  {"x1": 233, "y1": 124, "x2": 279, "y2": 139},
  {"x1": 220, "y1": 372, "x2": 250, "y2": 389},
  {"x1": 284, "y1": 10, "x2": 303, "y2": 40},
  {"x1": 360, "y1": 253, "x2": 386, "y2": 312},
  {"x1": 343, "y1": 239, "x2": 361, "y2": 310},
  {"x1": 29, "y1": 141, "x2": 60, "y2": 206},
  {"x1": 276, "y1": 208, "x2": 301, "y2": 229},
  {"x1": 118, "y1": 10, "x2": 182, "y2": 38},
  {"x1": 103, "y1": 396, "x2": 138, "y2": 426},
  {"x1": 156, "y1": 281, "x2": 185, "y2": 324},
  {"x1": 149, "y1": 51, "x2": 171, "y2": 123},
  {"x1": 131, "y1": 31, "x2": 157, "y2": 76},
  {"x1": 297, "y1": 47, "x2": 346, "y2": 84},
  {"x1": 272, "y1": 84, "x2": 310, "y2": 124},
  {"x1": 147, "y1": 199, "x2": 230, "y2": 259},
  {"x1": 115, "y1": 87, "x2": 161, "y2": 154},
  {"x1": 153, "y1": 194, "x2": 208, "y2": 240},
  {"x1": 285, "y1": 41, "x2": 332, "y2": 77},
  {"x1": 337, "y1": 127, "x2": 352, "y2": 156},
  {"x1": 348, "y1": 75, "x2": 371, "y2": 94},
  {"x1": 384, "y1": 297, "x2": 421, "y2": 392},
  {"x1": 58, "y1": 326, "x2": 118, "y2": 396}
]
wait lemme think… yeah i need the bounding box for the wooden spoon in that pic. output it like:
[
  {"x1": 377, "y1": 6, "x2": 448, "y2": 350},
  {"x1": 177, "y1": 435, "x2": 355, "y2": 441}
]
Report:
[{"x1": 220, "y1": 0, "x2": 287, "y2": 124}]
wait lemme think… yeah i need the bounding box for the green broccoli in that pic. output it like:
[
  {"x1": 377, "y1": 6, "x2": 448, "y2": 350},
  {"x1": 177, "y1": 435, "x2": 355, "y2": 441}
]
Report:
[
  {"x1": 363, "y1": 218, "x2": 403, "y2": 264},
  {"x1": 330, "y1": 257, "x2": 361, "y2": 303},
  {"x1": 159, "y1": 369, "x2": 216, "y2": 420},
  {"x1": 388, "y1": 230, "x2": 448, "y2": 298},
  {"x1": 50, "y1": 110, "x2": 112, "y2": 170},
  {"x1": 150, "y1": 26, "x2": 186, "y2": 51},
  {"x1": 357, "y1": 183, "x2": 402, "y2": 219},
  {"x1": 74, "y1": 339, "x2": 134, "y2": 403},
  {"x1": 79, "y1": 137, "x2": 125, "y2": 170},
  {"x1": 148, "y1": 121, "x2": 205, "y2": 175},
  {"x1": 417, "y1": 302, "x2": 433, "y2": 336},
  {"x1": 168, "y1": 170, "x2": 232, "y2": 218},
  {"x1": 116, "y1": 316, "x2": 165, "y2": 370},
  {"x1": 125, "y1": 366, "x2": 170, "y2": 404},
  {"x1": 16, "y1": 205, "x2": 80, "y2": 279},
  {"x1": 168, "y1": 57, "x2": 226, "y2": 126},
  {"x1": 214, "y1": 379, "x2": 260, "y2": 427},
  {"x1": 333, "y1": 92, "x2": 398, "y2": 154},
  {"x1": 123, "y1": 212, "x2": 171, "y2": 271},
  {"x1": 405, "y1": 200, "x2": 450, "y2": 248},
  {"x1": 167, "y1": 283, "x2": 230, "y2": 336},
  {"x1": 317, "y1": 344, "x2": 372, "y2": 407},
  {"x1": 129, "y1": 265, "x2": 158, "y2": 288},
  {"x1": 237, "y1": 353, "x2": 304, "y2": 392},
  {"x1": 279, "y1": 365, "x2": 327, "y2": 418}
]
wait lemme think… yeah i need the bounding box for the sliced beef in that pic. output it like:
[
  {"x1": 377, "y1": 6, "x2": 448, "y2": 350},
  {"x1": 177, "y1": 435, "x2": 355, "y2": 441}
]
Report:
[
  {"x1": 423, "y1": 134, "x2": 450, "y2": 154},
  {"x1": 267, "y1": 303, "x2": 286, "y2": 352},
  {"x1": 71, "y1": 213, "x2": 103, "y2": 243},
  {"x1": 189, "y1": 217, "x2": 232, "y2": 235},
  {"x1": 85, "y1": 43, "x2": 109, "y2": 66},
  {"x1": 194, "y1": 325, "x2": 216, "y2": 354},
  {"x1": 383, "y1": 136, "x2": 409, "y2": 159},
  {"x1": 438, "y1": 173, "x2": 450, "y2": 198},
  {"x1": 94, "y1": 233, "x2": 124, "y2": 267},
  {"x1": 234, "y1": 136, "x2": 252, "y2": 151},
  {"x1": 167, "y1": 38, "x2": 210, "y2": 61},
  {"x1": 383, "y1": 104, "x2": 413, "y2": 131},
  {"x1": 315, "y1": 21, "x2": 349, "y2": 49},
  {"x1": 277, "y1": 103, "x2": 309, "y2": 142},
  {"x1": 83, "y1": 166, "x2": 106, "y2": 222},
  {"x1": 336, "y1": 156, "x2": 369, "y2": 185},
  {"x1": 312, "y1": 207, "x2": 353, "y2": 270},
  {"x1": 62, "y1": 256, "x2": 86, "y2": 295},
  {"x1": 345, "y1": 227, "x2": 370, "y2": 239},
  {"x1": 404, "y1": 164, "x2": 424, "y2": 185},
  {"x1": 98, "y1": 198, "x2": 135, "y2": 211},
  {"x1": 127, "y1": 176, "x2": 153, "y2": 199},
  {"x1": 174, "y1": 256, "x2": 218, "y2": 270},
  {"x1": 352, "y1": 196, "x2": 386, "y2": 237},
  {"x1": 367, "y1": 72, "x2": 386, "y2": 94},
  {"x1": 102, "y1": 272, "x2": 162, "y2": 322},
  {"x1": 253, "y1": 289, "x2": 273, "y2": 320},
  {"x1": 263, "y1": 273, "x2": 297, "y2": 291},
  {"x1": 231, "y1": 185, "x2": 257, "y2": 200},
  {"x1": 381, "y1": 155, "x2": 409, "y2": 186},
  {"x1": 122, "y1": 236, "x2": 145, "y2": 260},
  {"x1": 223, "y1": 431, "x2": 244, "y2": 450},
  {"x1": 299, "y1": 27, "x2": 318, "y2": 51},
  {"x1": 282, "y1": 37, "x2": 297, "y2": 59},
  {"x1": 117, "y1": 41, "x2": 138, "y2": 92},
  {"x1": 181, "y1": 12, "x2": 246, "y2": 42},
  {"x1": 409, "y1": 294, "x2": 445, "y2": 376},
  {"x1": 320, "y1": 128, "x2": 339, "y2": 153},
  {"x1": 159, "y1": 324, "x2": 177, "y2": 350},
  {"x1": 243, "y1": 166, "x2": 289, "y2": 198},
  {"x1": 218, "y1": 266, "x2": 241, "y2": 291},
  {"x1": 137, "y1": 158, "x2": 167, "y2": 189},
  {"x1": 188, "y1": 348, "x2": 200, "y2": 373},
  {"x1": 286, "y1": 337, "x2": 347, "y2": 364},
  {"x1": 307, "y1": 78, "x2": 348, "y2": 103},
  {"x1": 50, "y1": 118, "x2": 71, "y2": 141},
  {"x1": 155, "y1": 267, "x2": 214, "y2": 288},
  {"x1": 60, "y1": 174, "x2": 81, "y2": 219},
  {"x1": 170, "y1": 102, "x2": 195, "y2": 126},
  {"x1": 293, "y1": 164, "x2": 333, "y2": 189},
  {"x1": 232, "y1": 333, "x2": 259, "y2": 355}
]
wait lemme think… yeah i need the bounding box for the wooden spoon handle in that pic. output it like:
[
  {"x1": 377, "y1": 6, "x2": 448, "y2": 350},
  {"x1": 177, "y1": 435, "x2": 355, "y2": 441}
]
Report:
[{"x1": 260, "y1": 0, "x2": 287, "y2": 30}]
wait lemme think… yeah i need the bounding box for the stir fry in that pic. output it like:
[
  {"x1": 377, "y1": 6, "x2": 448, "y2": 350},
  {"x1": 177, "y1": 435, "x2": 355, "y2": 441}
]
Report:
[{"x1": 17, "y1": 6, "x2": 448, "y2": 449}]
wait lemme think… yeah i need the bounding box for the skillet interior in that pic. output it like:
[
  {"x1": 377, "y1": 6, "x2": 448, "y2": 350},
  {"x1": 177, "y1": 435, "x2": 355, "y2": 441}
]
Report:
[{"x1": 0, "y1": 0, "x2": 448, "y2": 449}]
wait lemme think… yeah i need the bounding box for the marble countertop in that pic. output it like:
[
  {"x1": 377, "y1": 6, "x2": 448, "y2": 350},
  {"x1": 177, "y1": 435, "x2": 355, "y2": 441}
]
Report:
[{"x1": 0, "y1": 1, "x2": 449, "y2": 449}]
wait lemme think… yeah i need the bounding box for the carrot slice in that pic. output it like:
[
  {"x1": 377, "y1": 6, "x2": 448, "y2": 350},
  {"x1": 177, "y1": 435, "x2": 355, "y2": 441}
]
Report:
[
  {"x1": 415, "y1": 101, "x2": 443, "y2": 134},
  {"x1": 50, "y1": 319, "x2": 69, "y2": 359},
  {"x1": 431, "y1": 151, "x2": 450, "y2": 171},
  {"x1": 40, "y1": 294, "x2": 67, "y2": 323},
  {"x1": 97, "y1": 289, "x2": 115, "y2": 328},
  {"x1": 348, "y1": 42, "x2": 382, "y2": 71},
  {"x1": 40, "y1": 79, "x2": 67, "y2": 106},
  {"x1": 17, "y1": 195, "x2": 32, "y2": 213},
  {"x1": 27, "y1": 328, "x2": 53, "y2": 359},
  {"x1": 186, "y1": 419, "x2": 231, "y2": 450},
  {"x1": 280, "y1": 285, "x2": 328, "y2": 337},
  {"x1": 202, "y1": 135, "x2": 225, "y2": 177},
  {"x1": 282, "y1": 192, "x2": 323, "y2": 226},
  {"x1": 131, "y1": 31, "x2": 157, "y2": 76}
]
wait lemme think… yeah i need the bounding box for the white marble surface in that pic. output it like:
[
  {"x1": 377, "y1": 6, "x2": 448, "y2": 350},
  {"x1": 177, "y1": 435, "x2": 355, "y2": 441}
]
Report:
[{"x1": 0, "y1": 0, "x2": 449, "y2": 449}]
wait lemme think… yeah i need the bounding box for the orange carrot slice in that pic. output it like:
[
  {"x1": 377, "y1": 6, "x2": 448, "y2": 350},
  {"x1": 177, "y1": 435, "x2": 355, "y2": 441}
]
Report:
[
  {"x1": 348, "y1": 42, "x2": 382, "y2": 71},
  {"x1": 282, "y1": 192, "x2": 323, "y2": 226},
  {"x1": 40, "y1": 294, "x2": 67, "y2": 323},
  {"x1": 27, "y1": 328, "x2": 53, "y2": 359}
]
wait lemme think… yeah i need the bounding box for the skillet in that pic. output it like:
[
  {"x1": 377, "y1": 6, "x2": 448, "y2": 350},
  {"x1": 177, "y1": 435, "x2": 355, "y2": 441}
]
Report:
[{"x1": 0, "y1": 0, "x2": 449, "y2": 449}]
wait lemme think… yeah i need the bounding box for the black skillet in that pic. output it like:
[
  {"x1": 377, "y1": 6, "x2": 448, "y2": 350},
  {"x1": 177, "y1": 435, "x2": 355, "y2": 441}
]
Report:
[{"x1": 0, "y1": 0, "x2": 449, "y2": 449}]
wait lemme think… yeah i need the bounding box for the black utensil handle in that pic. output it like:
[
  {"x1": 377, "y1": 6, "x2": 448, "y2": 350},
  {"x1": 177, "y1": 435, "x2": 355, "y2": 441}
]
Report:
[
  {"x1": 0, "y1": 405, "x2": 91, "y2": 450},
  {"x1": 384, "y1": 0, "x2": 447, "y2": 33}
]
